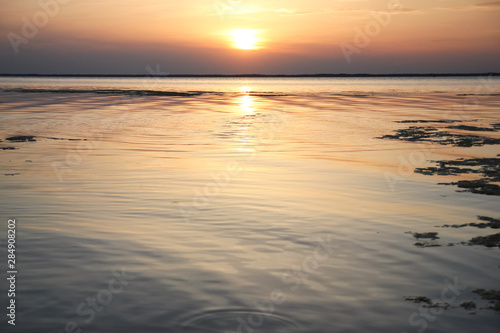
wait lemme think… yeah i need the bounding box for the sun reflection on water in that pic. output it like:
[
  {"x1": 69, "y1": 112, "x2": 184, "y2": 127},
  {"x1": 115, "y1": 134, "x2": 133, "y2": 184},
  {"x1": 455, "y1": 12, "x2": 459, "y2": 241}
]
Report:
[
  {"x1": 240, "y1": 95, "x2": 254, "y2": 114},
  {"x1": 239, "y1": 86, "x2": 254, "y2": 115}
]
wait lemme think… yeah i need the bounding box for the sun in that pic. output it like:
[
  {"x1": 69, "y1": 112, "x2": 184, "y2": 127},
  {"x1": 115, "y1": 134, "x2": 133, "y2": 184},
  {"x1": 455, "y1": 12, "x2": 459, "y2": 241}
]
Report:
[{"x1": 230, "y1": 29, "x2": 259, "y2": 50}]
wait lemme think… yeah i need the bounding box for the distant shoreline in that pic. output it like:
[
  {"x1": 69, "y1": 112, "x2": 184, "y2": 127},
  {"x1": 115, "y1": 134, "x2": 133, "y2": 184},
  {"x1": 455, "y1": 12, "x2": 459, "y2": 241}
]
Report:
[{"x1": 0, "y1": 73, "x2": 499, "y2": 78}]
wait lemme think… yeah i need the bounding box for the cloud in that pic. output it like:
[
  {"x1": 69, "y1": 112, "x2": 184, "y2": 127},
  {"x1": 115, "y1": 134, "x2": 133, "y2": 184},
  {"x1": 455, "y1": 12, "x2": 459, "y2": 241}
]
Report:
[
  {"x1": 211, "y1": 6, "x2": 337, "y2": 17},
  {"x1": 274, "y1": 8, "x2": 335, "y2": 16},
  {"x1": 273, "y1": 6, "x2": 419, "y2": 17},
  {"x1": 474, "y1": 1, "x2": 500, "y2": 8},
  {"x1": 389, "y1": 8, "x2": 420, "y2": 14},
  {"x1": 435, "y1": 1, "x2": 500, "y2": 11}
]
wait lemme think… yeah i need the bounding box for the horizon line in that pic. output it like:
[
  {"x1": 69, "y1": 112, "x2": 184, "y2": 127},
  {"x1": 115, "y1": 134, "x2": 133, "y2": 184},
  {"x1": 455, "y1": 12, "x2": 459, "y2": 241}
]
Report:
[{"x1": 0, "y1": 73, "x2": 499, "y2": 78}]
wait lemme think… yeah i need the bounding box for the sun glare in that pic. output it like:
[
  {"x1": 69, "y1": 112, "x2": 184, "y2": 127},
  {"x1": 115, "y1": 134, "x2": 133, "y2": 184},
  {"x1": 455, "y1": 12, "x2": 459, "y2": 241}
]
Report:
[
  {"x1": 230, "y1": 29, "x2": 259, "y2": 50},
  {"x1": 240, "y1": 95, "x2": 254, "y2": 114}
]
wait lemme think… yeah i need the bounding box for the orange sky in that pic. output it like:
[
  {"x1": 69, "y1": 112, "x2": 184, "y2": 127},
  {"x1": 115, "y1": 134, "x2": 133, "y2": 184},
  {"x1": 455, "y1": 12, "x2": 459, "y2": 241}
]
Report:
[{"x1": 1, "y1": 0, "x2": 499, "y2": 74}]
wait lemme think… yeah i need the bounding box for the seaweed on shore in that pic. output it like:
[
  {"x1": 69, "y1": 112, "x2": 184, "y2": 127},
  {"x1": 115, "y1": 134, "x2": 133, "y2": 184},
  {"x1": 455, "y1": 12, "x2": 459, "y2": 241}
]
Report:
[
  {"x1": 414, "y1": 242, "x2": 442, "y2": 248},
  {"x1": 411, "y1": 232, "x2": 440, "y2": 240},
  {"x1": 403, "y1": 296, "x2": 450, "y2": 308},
  {"x1": 407, "y1": 220, "x2": 500, "y2": 249},
  {"x1": 403, "y1": 296, "x2": 432, "y2": 303},
  {"x1": 460, "y1": 301, "x2": 477, "y2": 311},
  {"x1": 378, "y1": 122, "x2": 500, "y2": 195},
  {"x1": 473, "y1": 289, "x2": 500, "y2": 312},
  {"x1": 1, "y1": 147, "x2": 18, "y2": 150},
  {"x1": 441, "y1": 216, "x2": 500, "y2": 229},
  {"x1": 403, "y1": 290, "x2": 500, "y2": 314},
  {"x1": 44, "y1": 137, "x2": 86, "y2": 141},
  {"x1": 466, "y1": 233, "x2": 500, "y2": 248},
  {"x1": 4, "y1": 88, "x2": 208, "y2": 97},
  {"x1": 6, "y1": 135, "x2": 36, "y2": 142},
  {"x1": 447, "y1": 125, "x2": 497, "y2": 132},
  {"x1": 395, "y1": 120, "x2": 462, "y2": 124},
  {"x1": 379, "y1": 126, "x2": 500, "y2": 147},
  {"x1": 4, "y1": 135, "x2": 86, "y2": 143},
  {"x1": 440, "y1": 216, "x2": 500, "y2": 248},
  {"x1": 406, "y1": 231, "x2": 441, "y2": 247},
  {"x1": 415, "y1": 157, "x2": 500, "y2": 178},
  {"x1": 415, "y1": 157, "x2": 500, "y2": 196},
  {"x1": 444, "y1": 180, "x2": 500, "y2": 196},
  {"x1": 379, "y1": 126, "x2": 437, "y2": 141}
]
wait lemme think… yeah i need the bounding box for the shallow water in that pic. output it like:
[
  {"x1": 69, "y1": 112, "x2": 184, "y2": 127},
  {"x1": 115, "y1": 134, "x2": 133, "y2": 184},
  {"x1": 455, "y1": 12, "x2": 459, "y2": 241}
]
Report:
[{"x1": 0, "y1": 77, "x2": 499, "y2": 332}]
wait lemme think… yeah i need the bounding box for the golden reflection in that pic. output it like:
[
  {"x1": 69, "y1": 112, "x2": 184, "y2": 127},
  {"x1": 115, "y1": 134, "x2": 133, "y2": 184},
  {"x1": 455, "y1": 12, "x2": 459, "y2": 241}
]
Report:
[
  {"x1": 239, "y1": 86, "x2": 251, "y2": 93},
  {"x1": 230, "y1": 89, "x2": 256, "y2": 152},
  {"x1": 239, "y1": 94, "x2": 254, "y2": 114}
]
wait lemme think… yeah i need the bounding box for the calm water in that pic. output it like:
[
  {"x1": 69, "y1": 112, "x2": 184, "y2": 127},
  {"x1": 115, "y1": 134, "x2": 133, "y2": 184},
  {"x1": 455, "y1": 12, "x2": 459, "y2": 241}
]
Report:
[
  {"x1": 2, "y1": 76, "x2": 499, "y2": 95},
  {"x1": 0, "y1": 77, "x2": 499, "y2": 332}
]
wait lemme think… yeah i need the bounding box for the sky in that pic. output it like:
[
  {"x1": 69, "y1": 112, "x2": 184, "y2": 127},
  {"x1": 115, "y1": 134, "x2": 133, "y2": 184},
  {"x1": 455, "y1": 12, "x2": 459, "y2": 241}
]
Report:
[{"x1": 0, "y1": 0, "x2": 499, "y2": 74}]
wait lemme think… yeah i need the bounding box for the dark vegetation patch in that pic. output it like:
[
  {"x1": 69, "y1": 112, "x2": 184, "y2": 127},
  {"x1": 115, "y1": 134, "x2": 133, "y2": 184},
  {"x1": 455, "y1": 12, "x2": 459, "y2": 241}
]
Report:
[
  {"x1": 6, "y1": 135, "x2": 36, "y2": 142},
  {"x1": 403, "y1": 296, "x2": 450, "y2": 309},
  {"x1": 447, "y1": 125, "x2": 497, "y2": 132},
  {"x1": 406, "y1": 231, "x2": 441, "y2": 248},
  {"x1": 389, "y1": 120, "x2": 500, "y2": 315},
  {"x1": 379, "y1": 126, "x2": 500, "y2": 147},
  {"x1": 466, "y1": 233, "x2": 500, "y2": 248},
  {"x1": 411, "y1": 232, "x2": 440, "y2": 240},
  {"x1": 395, "y1": 120, "x2": 462, "y2": 124},
  {"x1": 415, "y1": 157, "x2": 500, "y2": 178},
  {"x1": 403, "y1": 296, "x2": 432, "y2": 304},
  {"x1": 407, "y1": 221, "x2": 500, "y2": 249},
  {"x1": 415, "y1": 157, "x2": 500, "y2": 196},
  {"x1": 414, "y1": 242, "x2": 442, "y2": 248},
  {"x1": 43, "y1": 137, "x2": 86, "y2": 141},
  {"x1": 3, "y1": 136, "x2": 87, "y2": 150},
  {"x1": 444, "y1": 180, "x2": 500, "y2": 196},
  {"x1": 473, "y1": 289, "x2": 500, "y2": 312},
  {"x1": 4, "y1": 88, "x2": 208, "y2": 97},
  {"x1": 441, "y1": 216, "x2": 500, "y2": 229},
  {"x1": 459, "y1": 301, "x2": 477, "y2": 311},
  {"x1": 403, "y1": 290, "x2": 500, "y2": 314}
]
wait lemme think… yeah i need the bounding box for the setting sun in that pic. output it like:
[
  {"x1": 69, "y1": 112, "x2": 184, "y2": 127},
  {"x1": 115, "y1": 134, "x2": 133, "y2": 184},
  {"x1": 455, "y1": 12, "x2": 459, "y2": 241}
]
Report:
[{"x1": 230, "y1": 29, "x2": 259, "y2": 50}]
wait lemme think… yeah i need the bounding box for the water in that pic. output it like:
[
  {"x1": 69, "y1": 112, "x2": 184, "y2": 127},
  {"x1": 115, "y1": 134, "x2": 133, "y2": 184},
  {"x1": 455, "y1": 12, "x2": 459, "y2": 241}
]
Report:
[
  {"x1": 1, "y1": 76, "x2": 498, "y2": 95},
  {"x1": 0, "y1": 77, "x2": 499, "y2": 332}
]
